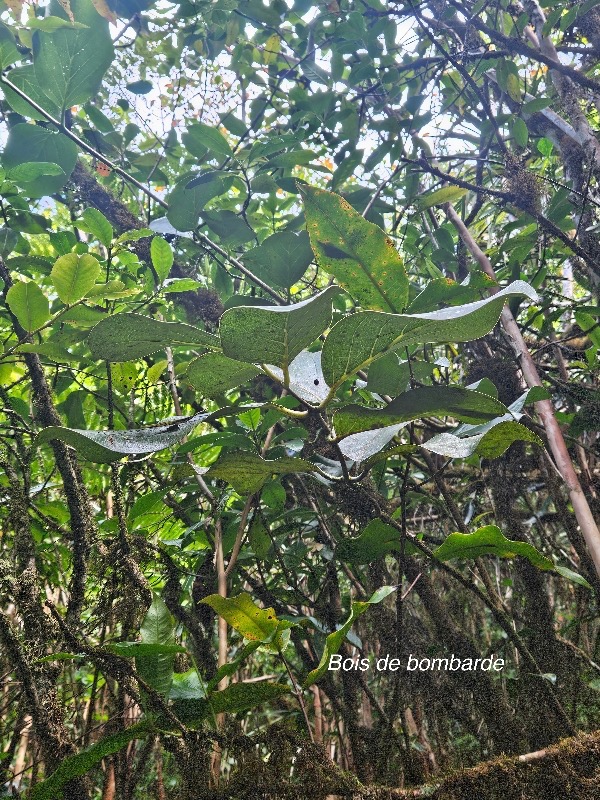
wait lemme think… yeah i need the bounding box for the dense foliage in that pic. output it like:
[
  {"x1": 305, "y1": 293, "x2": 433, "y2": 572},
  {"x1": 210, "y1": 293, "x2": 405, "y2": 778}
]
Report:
[{"x1": 0, "y1": 0, "x2": 599, "y2": 797}]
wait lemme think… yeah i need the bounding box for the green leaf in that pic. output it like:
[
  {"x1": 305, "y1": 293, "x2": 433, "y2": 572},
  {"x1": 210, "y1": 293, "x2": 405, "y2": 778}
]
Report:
[
  {"x1": 136, "y1": 598, "x2": 177, "y2": 696},
  {"x1": 50, "y1": 254, "x2": 101, "y2": 305},
  {"x1": 416, "y1": 186, "x2": 468, "y2": 209},
  {"x1": 30, "y1": 721, "x2": 151, "y2": 800},
  {"x1": 185, "y1": 122, "x2": 233, "y2": 157},
  {"x1": 127, "y1": 79, "x2": 153, "y2": 94},
  {"x1": 2, "y1": 124, "x2": 78, "y2": 197},
  {"x1": 16, "y1": 342, "x2": 73, "y2": 362},
  {"x1": 87, "y1": 314, "x2": 220, "y2": 362},
  {"x1": 303, "y1": 586, "x2": 396, "y2": 687},
  {"x1": 151, "y1": 236, "x2": 174, "y2": 283},
  {"x1": 511, "y1": 117, "x2": 529, "y2": 147},
  {"x1": 322, "y1": 281, "x2": 537, "y2": 387},
  {"x1": 7, "y1": 161, "x2": 65, "y2": 183},
  {"x1": 406, "y1": 277, "x2": 491, "y2": 314},
  {"x1": 206, "y1": 641, "x2": 262, "y2": 692},
  {"x1": 434, "y1": 525, "x2": 553, "y2": 569},
  {"x1": 174, "y1": 680, "x2": 291, "y2": 724},
  {"x1": 366, "y1": 354, "x2": 435, "y2": 396},
  {"x1": 167, "y1": 171, "x2": 235, "y2": 231},
  {"x1": 111, "y1": 362, "x2": 137, "y2": 393},
  {"x1": 220, "y1": 286, "x2": 340, "y2": 374},
  {"x1": 35, "y1": 652, "x2": 87, "y2": 664},
  {"x1": 0, "y1": 22, "x2": 19, "y2": 70},
  {"x1": 506, "y1": 73, "x2": 521, "y2": 102},
  {"x1": 268, "y1": 149, "x2": 319, "y2": 169},
  {"x1": 210, "y1": 681, "x2": 290, "y2": 714},
  {"x1": 115, "y1": 228, "x2": 153, "y2": 244},
  {"x1": 32, "y1": 7, "x2": 114, "y2": 111},
  {"x1": 337, "y1": 519, "x2": 419, "y2": 565},
  {"x1": 28, "y1": 16, "x2": 89, "y2": 32},
  {"x1": 0, "y1": 227, "x2": 18, "y2": 258},
  {"x1": 555, "y1": 566, "x2": 592, "y2": 589},
  {"x1": 162, "y1": 278, "x2": 203, "y2": 294},
  {"x1": 169, "y1": 670, "x2": 206, "y2": 700},
  {"x1": 146, "y1": 359, "x2": 168, "y2": 383},
  {"x1": 187, "y1": 353, "x2": 260, "y2": 398},
  {"x1": 364, "y1": 443, "x2": 419, "y2": 467},
  {"x1": 2, "y1": 65, "x2": 63, "y2": 121},
  {"x1": 6, "y1": 281, "x2": 50, "y2": 332},
  {"x1": 242, "y1": 231, "x2": 314, "y2": 289},
  {"x1": 206, "y1": 452, "x2": 316, "y2": 494},
  {"x1": 300, "y1": 184, "x2": 408, "y2": 313},
  {"x1": 422, "y1": 420, "x2": 542, "y2": 459},
  {"x1": 575, "y1": 311, "x2": 600, "y2": 349},
  {"x1": 34, "y1": 405, "x2": 258, "y2": 462},
  {"x1": 334, "y1": 387, "x2": 511, "y2": 438},
  {"x1": 77, "y1": 208, "x2": 113, "y2": 247},
  {"x1": 85, "y1": 280, "x2": 136, "y2": 300},
  {"x1": 434, "y1": 527, "x2": 593, "y2": 589},
  {"x1": 201, "y1": 593, "x2": 281, "y2": 642},
  {"x1": 522, "y1": 97, "x2": 551, "y2": 114},
  {"x1": 249, "y1": 517, "x2": 272, "y2": 559},
  {"x1": 202, "y1": 210, "x2": 255, "y2": 246}
]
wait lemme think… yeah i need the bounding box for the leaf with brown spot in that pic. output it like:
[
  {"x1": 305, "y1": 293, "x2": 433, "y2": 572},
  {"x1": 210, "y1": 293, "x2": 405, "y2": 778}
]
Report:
[{"x1": 299, "y1": 184, "x2": 409, "y2": 313}]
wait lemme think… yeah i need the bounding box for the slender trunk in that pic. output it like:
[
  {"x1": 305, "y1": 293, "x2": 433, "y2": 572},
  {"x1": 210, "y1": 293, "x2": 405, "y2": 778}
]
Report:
[{"x1": 446, "y1": 205, "x2": 600, "y2": 579}]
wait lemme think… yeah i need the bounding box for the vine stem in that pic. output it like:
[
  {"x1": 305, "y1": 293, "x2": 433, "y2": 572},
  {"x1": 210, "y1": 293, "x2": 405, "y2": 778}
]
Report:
[
  {"x1": 163, "y1": 342, "x2": 228, "y2": 689},
  {"x1": 224, "y1": 401, "x2": 280, "y2": 579},
  {"x1": 445, "y1": 203, "x2": 600, "y2": 579},
  {"x1": 279, "y1": 649, "x2": 315, "y2": 743}
]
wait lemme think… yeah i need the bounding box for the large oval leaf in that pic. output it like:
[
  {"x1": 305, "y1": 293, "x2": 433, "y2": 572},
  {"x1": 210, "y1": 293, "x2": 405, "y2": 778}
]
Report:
[
  {"x1": 300, "y1": 184, "x2": 409, "y2": 313},
  {"x1": 35, "y1": 411, "x2": 211, "y2": 462},
  {"x1": 32, "y1": 0, "x2": 114, "y2": 112},
  {"x1": 186, "y1": 353, "x2": 260, "y2": 398},
  {"x1": 334, "y1": 386, "x2": 511, "y2": 438},
  {"x1": 434, "y1": 525, "x2": 553, "y2": 567},
  {"x1": 337, "y1": 519, "x2": 419, "y2": 565},
  {"x1": 219, "y1": 286, "x2": 341, "y2": 374},
  {"x1": 322, "y1": 280, "x2": 537, "y2": 388},
  {"x1": 242, "y1": 230, "x2": 314, "y2": 288},
  {"x1": 167, "y1": 170, "x2": 235, "y2": 231},
  {"x1": 34, "y1": 406, "x2": 262, "y2": 462},
  {"x1": 423, "y1": 420, "x2": 542, "y2": 459},
  {"x1": 50, "y1": 253, "x2": 101, "y2": 305},
  {"x1": 88, "y1": 314, "x2": 220, "y2": 362},
  {"x1": 136, "y1": 598, "x2": 177, "y2": 697},
  {"x1": 2, "y1": 124, "x2": 78, "y2": 197},
  {"x1": 206, "y1": 451, "x2": 316, "y2": 494},
  {"x1": 6, "y1": 280, "x2": 50, "y2": 332},
  {"x1": 434, "y1": 526, "x2": 590, "y2": 588},
  {"x1": 338, "y1": 423, "x2": 409, "y2": 462}
]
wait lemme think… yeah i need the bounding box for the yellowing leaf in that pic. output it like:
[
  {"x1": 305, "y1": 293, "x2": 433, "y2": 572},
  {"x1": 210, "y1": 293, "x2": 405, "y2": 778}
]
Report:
[
  {"x1": 300, "y1": 185, "x2": 409, "y2": 313},
  {"x1": 506, "y1": 73, "x2": 521, "y2": 103},
  {"x1": 201, "y1": 593, "x2": 280, "y2": 642},
  {"x1": 91, "y1": 0, "x2": 117, "y2": 23},
  {"x1": 263, "y1": 34, "x2": 280, "y2": 64},
  {"x1": 417, "y1": 186, "x2": 468, "y2": 209}
]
